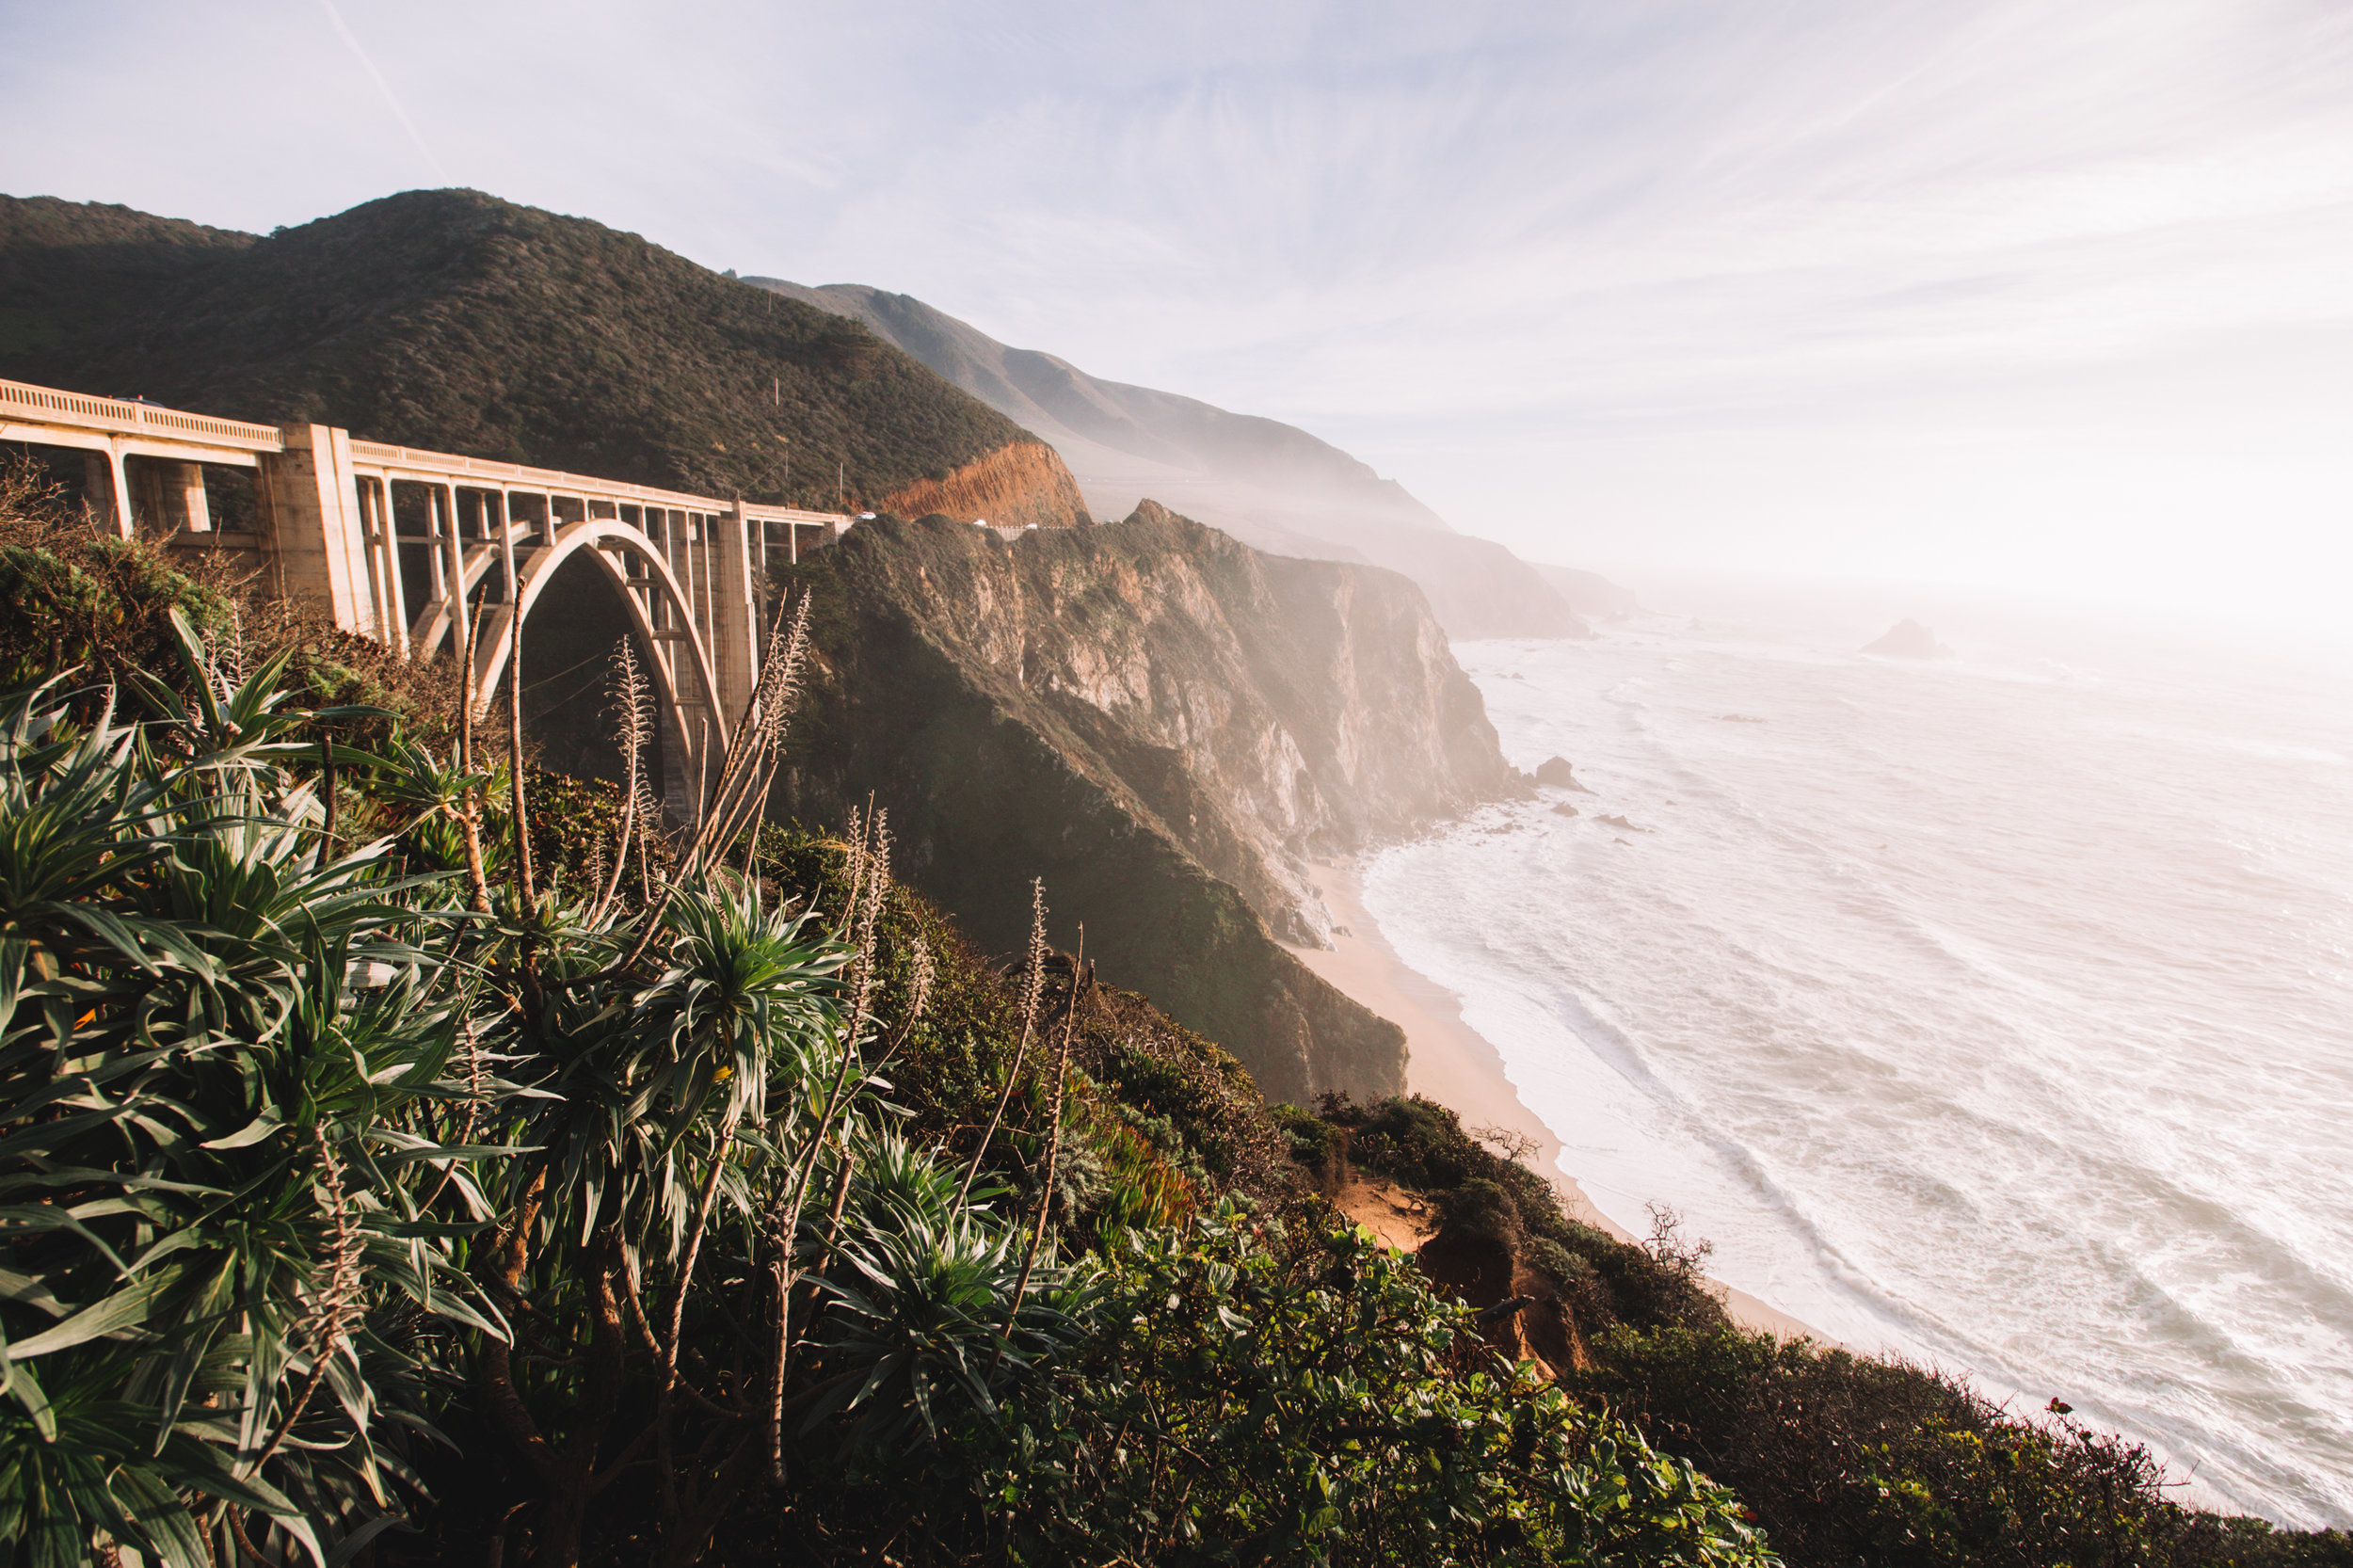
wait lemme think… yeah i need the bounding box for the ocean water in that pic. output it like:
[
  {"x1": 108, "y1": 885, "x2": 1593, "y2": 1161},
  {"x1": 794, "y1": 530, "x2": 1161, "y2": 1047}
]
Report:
[{"x1": 1359, "y1": 584, "x2": 2353, "y2": 1528}]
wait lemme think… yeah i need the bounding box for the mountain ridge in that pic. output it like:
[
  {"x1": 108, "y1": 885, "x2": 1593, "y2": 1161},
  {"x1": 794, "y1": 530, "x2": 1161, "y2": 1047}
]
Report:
[
  {"x1": 0, "y1": 189, "x2": 1087, "y2": 522},
  {"x1": 748, "y1": 277, "x2": 1593, "y2": 641}
]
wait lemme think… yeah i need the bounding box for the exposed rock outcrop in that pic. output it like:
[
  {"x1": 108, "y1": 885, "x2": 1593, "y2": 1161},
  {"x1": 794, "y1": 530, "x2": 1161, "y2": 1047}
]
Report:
[
  {"x1": 772, "y1": 504, "x2": 1523, "y2": 1101},
  {"x1": 1535, "y1": 756, "x2": 1593, "y2": 792},
  {"x1": 882, "y1": 440, "x2": 1090, "y2": 529}
]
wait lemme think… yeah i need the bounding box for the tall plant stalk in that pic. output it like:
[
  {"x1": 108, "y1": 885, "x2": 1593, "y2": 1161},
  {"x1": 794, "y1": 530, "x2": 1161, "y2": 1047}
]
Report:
[
  {"x1": 599, "y1": 593, "x2": 811, "y2": 984},
  {"x1": 506, "y1": 594, "x2": 536, "y2": 907},
  {"x1": 456, "y1": 612, "x2": 493, "y2": 914},
  {"x1": 991, "y1": 930, "x2": 1088, "y2": 1381},
  {"x1": 763, "y1": 804, "x2": 900, "y2": 1484},
  {"x1": 957, "y1": 879, "x2": 1048, "y2": 1210},
  {"x1": 591, "y1": 638, "x2": 654, "y2": 923}
]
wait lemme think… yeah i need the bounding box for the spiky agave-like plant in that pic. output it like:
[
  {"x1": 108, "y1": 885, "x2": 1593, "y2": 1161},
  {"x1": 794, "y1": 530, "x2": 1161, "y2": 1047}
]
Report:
[{"x1": 0, "y1": 616, "x2": 511, "y2": 1568}]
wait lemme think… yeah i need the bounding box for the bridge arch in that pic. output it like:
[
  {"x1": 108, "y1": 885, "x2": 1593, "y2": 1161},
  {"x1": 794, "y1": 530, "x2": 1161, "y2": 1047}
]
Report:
[
  {"x1": 472, "y1": 516, "x2": 728, "y2": 739},
  {"x1": 465, "y1": 518, "x2": 732, "y2": 810}
]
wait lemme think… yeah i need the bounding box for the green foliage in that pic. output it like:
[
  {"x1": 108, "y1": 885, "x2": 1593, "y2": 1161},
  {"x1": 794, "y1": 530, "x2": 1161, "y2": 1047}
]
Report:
[
  {"x1": 751, "y1": 1209, "x2": 1777, "y2": 1568},
  {"x1": 1272, "y1": 1101, "x2": 1337, "y2": 1171},
  {"x1": 6, "y1": 477, "x2": 2341, "y2": 1566},
  {"x1": 0, "y1": 524, "x2": 230, "y2": 690},
  {"x1": 0, "y1": 607, "x2": 1763, "y2": 1567},
  {"x1": 0, "y1": 625, "x2": 1086, "y2": 1567},
  {"x1": 0, "y1": 460, "x2": 457, "y2": 750},
  {"x1": 0, "y1": 640, "x2": 496, "y2": 1566},
  {"x1": 744, "y1": 824, "x2": 1279, "y2": 1245}
]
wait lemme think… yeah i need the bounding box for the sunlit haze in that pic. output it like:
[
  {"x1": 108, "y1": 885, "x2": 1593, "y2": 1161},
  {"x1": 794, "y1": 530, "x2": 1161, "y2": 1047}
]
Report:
[{"x1": 5, "y1": 0, "x2": 2350, "y2": 640}]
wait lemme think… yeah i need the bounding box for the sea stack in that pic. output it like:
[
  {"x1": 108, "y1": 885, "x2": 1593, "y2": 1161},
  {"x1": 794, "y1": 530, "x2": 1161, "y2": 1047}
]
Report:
[
  {"x1": 1536, "y1": 756, "x2": 1595, "y2": 792},
  {"x1": 1864, "y1": 618, "x2": 1955, "y2": 659}
]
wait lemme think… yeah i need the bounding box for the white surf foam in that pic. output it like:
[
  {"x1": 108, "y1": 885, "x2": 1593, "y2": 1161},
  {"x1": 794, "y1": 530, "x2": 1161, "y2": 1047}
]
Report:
[{"x1": 1359, "y1": 603, "x2": 2353, "y2": 1528}]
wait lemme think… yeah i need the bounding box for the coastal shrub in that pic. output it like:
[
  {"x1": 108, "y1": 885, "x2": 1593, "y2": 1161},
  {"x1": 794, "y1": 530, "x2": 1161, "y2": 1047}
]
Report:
[
  {"x1": 752, "y1": 822, "x2": 1295, "y2": 1234},
  {"x1": 0, "y1": 456, "x2": 456, "y2": 745},
  {"x1": 0, "y1": 613, "x2": 1775, "y2": 1567},
  {"x1": 0, "y1": 458, "x2": 231, "y2": 688},
  {"x1": 1289, "y1": 1096, "x2": 2353, "y2": 1568},
  {"x1": 1315, "y1": 1095, "x2": 1724, "y2": 1335},
  {"x1": 0, "y1": 636, "x2": 1092, "y2": 1567},
  {"x1": 1578, "y1": 1324, "x2": 2353, "y2": 1568},
  {"x1": 1271, "y1": 1100, "x2": 1339, "y2": 1176},
  {"x1": 0, "y1": 662, "x2": 495, "y2": 1566},
  {"x1": 731, "y1": 1208, "x2": 1780, "y2": 1567},
  {"x1": 10, "y1": 479, "x2": 2339, "y2": 1566}
]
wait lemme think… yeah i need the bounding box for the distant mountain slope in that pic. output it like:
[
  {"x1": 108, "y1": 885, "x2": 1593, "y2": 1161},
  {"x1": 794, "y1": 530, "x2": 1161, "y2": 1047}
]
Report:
[
  {"x1": 1537, "y1": 564, "x2": 1641, "y2": 620},
  {"x1": 0, "y1": 191, "x2": 1086, "y2": 523},
  {"x1": 749, "y1": 278, "x2": 1587, "y2": 640}
]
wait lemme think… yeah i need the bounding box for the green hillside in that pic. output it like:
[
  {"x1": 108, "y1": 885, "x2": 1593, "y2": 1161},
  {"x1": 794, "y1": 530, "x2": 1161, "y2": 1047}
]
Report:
[
  {"x1": 0, "y1": 196, "x2": 255, "y2": 358},
  {"x1": 0, "y1": 188, "x2": 1048, "y2": 511}
]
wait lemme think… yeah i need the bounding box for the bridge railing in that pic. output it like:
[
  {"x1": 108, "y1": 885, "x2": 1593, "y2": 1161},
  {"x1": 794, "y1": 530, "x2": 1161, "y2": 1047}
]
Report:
[{"x1": 0, "y1": 376, "x2": 285, "y2": 452}]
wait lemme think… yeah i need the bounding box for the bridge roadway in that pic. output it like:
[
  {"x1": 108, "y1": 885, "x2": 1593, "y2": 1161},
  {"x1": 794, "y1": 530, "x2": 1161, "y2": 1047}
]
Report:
[{"x1": 0, "y1": 375, "x2": 850, "y2": 819}]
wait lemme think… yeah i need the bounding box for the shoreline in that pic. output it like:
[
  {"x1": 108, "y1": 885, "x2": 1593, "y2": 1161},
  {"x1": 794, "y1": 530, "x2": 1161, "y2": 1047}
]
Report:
[{"x1": 1286, "y1": 856, "x2": 1829, "y2": 1346}]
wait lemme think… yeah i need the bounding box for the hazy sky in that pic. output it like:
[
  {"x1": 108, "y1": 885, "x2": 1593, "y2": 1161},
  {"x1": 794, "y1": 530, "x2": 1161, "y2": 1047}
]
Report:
[{"x1": 5, "y1": 1, "x2": 2350, "y2": 638}]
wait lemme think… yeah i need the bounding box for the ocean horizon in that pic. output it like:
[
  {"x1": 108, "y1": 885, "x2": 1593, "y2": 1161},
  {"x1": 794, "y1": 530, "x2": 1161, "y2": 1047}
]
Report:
[{"x1": 1359, "y1": 578, "x2": 2353, "y2": 1528}]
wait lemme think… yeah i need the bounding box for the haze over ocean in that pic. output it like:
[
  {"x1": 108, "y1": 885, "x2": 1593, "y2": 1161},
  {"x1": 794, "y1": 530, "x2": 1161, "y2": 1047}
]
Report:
[{"x1": 1361, "y1": 582, "x2": 2353, "y2": 1528}]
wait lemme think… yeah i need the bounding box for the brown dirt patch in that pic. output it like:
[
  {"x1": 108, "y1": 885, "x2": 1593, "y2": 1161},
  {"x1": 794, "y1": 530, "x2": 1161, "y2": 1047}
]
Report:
[{"x1": 1333, "y1": 1176, "x2": 1437, "y2": 1254}]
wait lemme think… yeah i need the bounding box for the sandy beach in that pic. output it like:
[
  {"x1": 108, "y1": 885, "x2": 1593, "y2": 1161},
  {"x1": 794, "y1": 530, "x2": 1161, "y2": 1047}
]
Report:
[{"x1": 1287, "y1": 857, "x2": 1827, "y2": 1345}]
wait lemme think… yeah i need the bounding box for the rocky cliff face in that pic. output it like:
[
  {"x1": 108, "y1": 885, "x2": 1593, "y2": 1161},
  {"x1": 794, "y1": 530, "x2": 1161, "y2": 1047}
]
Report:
[
  {"x1": 773, "y1": 504, "x2": 1524, "y2": 1102},
  {"x1": 883, "y1": 441, "x2": 1089, "y2": 530}
]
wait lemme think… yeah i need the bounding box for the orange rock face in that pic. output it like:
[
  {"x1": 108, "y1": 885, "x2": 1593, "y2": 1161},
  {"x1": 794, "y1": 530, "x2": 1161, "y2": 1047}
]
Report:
[{"x1": 882, "y1": 440, "x2": 1089, "y2": 530}]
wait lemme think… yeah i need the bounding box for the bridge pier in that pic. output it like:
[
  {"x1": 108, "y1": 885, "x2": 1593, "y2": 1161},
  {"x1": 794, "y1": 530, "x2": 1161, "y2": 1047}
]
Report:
[
  {"x1": 262, "y1": 424, "x2": 379, "y2": 638},
  {"x1": 129, "y1": 459, "x2": 212, "y2": 535}
]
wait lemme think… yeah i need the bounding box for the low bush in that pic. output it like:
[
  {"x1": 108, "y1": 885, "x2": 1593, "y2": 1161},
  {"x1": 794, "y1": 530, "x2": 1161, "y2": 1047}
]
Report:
[
  {"x1": 732, "y1": 1209, "x2": 1777, "y2": 1567},
  {"x1": 1280, "y1": 1097, "x2": 2353, "y2": 1568}
]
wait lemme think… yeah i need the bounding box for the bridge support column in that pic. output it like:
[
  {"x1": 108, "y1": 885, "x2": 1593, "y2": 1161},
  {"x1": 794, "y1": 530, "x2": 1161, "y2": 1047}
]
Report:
[
  {"x1": 261, "y1": 424, "x2": 376, "y2": 635},
  {"x1": 166, "y1": 461, "x2": 211, "y2": 533},
  {"x1": 712, "y1": 506, "x2": 761, "y2": 731},
  {"x1": 354, "y1": 478, "x2": 402, "y2": 652},
  {"x1": 434, "y1": 484, "x2": 468, "y2": 658},
  {"x1": 659, "y1": 699, "x2": 712, "y2": 826},
  {"x1": 82, "y1": 452, "x2": 132, "y2": 539}
]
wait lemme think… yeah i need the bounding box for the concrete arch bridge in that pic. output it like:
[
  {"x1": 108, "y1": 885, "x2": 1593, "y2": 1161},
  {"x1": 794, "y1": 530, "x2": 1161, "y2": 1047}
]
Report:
[{"x1": 1, "y1": 376, "x2": 848, "y2": 818}]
